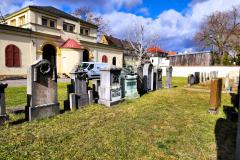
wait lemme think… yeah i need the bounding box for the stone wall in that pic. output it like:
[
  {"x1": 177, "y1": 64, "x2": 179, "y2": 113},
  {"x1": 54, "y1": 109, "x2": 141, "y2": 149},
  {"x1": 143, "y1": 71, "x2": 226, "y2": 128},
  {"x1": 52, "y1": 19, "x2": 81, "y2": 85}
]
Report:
[{"x1": 169, "y1": 52, "x2": 212, "y2": 66}]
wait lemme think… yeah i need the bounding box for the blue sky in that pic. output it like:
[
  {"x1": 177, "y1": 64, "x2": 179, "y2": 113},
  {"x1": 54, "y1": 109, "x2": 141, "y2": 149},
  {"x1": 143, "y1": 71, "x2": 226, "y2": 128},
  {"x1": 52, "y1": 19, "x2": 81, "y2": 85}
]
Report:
[{"x1": 1, "y1": 0, "x2": 240, "y2": 52}]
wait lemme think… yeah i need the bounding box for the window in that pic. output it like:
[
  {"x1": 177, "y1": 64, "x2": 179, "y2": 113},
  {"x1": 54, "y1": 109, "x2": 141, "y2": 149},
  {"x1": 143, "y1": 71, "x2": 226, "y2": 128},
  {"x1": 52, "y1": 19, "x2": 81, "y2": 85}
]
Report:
[
  {"x1": 88, "y1": 64, "x2": 94, "y2": 70},
  {"x1": 63, "y1": 23, "x2": 67, "y2": 31},
  {"x1": 102, "y1": 55, "x2": 108, "y2": 63},
  {"x1": 10, "y1": 19, "x2": 16, "y2": 26},
  {"x1": 50, "y1": 20, "x2": 56, "y2": 28},
  {"x1": 80, "y1": 27, "x2": 90, "y2": 36},
  {"x1": 5, "y1": 45, "x2": 20, "y2": 67},
  {"x1": 19, "y1": 16, "x2": 25, "y2": 26},
  {"x1": 112, "y1": 57, "x2": 116, "y2": 65},
  {"x1": 63, "y1": 22, "x2": 75, "y2": 32},
  {"x1": 42, "y1": 18, "x2": 48, "y2": 26}
]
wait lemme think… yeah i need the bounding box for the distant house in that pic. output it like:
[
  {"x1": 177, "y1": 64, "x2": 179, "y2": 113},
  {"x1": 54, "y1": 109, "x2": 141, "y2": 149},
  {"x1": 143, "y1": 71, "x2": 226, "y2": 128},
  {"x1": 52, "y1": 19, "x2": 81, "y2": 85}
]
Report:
[
  {"x1": 100, "y1": 35, "x2": 139, "y2": 67},
  {"x1": 147, "y1": 47, "x2": 171, "y2": 67}
]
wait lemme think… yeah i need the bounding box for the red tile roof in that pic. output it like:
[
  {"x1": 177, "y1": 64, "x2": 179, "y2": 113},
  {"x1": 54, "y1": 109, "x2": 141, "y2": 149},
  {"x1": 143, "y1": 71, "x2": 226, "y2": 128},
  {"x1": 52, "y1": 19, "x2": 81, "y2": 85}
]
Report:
[
  {"x1": 61, "y1": 39, "x2": 82, "y2": 49},
  {"x1": 167, "y1": 51, "x2": 177, "y2": 55},
  {"x1": 147, "y1": 47, "x2": 165, "y2": 53}
]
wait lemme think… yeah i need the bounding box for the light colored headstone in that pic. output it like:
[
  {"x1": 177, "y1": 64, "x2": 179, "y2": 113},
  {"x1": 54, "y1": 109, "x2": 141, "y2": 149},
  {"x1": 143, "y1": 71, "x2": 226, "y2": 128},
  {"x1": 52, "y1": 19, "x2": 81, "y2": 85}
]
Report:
[
  {"x1": 155, "y1": 68, "x2": 163, "y2": 90},
  {"x1": 166, "y1": 66, "x2": 173, "y2": 88},
  {"x1": 200, "y1": 72, "x2": 203, "y2": 83},
  {"x1": 0, "y1": 83, "x2": 9, "y2": 125},
  {"x1": 225, "y1": 74, "x2": 231, "y2": 92},
  {"x1": 25, "y1": 59, "x2": 59, "y2": 121},
  {"x1": 187, "y1": 74, "x2": 195, "y2": 86},
  {"x1": 98, "y1": 66, "x2": 123, "y2": 107}
]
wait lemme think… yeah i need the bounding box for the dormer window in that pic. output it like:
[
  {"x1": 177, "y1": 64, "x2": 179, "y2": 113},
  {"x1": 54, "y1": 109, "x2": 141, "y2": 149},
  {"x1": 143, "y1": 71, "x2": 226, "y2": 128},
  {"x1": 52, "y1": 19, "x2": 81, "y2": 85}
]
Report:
[
  {"x1": 63, "y1": 22, "x2": 75, "y2": 33},
  {"x1": 10, "y1": 19, "x2": 16, "y2": 26},
  {"x1": 19, "y1": 16, "x2": 25, "y2": 26},
  {"x1": 80, "y1": 27, "x2": 90, "y2": 36},
  {"x1": 42, "y1": 17, "x2": 57, "y2": 28}
]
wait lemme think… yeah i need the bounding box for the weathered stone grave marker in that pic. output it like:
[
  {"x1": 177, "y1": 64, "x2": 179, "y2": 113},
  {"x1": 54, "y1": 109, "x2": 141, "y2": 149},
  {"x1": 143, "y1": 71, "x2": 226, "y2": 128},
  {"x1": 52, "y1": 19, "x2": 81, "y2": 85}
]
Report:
[
  {"x1": 155, "y1": 68, "x2": 163, "y2": 90},
  {"x1": 209, "y1": 78, "x2": 222, "y2": 114},
  {"x1": 66, "y1": 65, "x2": 89, "y2": 111},
  {"x1": 121, "y1": 65, "x2": 139, "y2": 99},
  {"x1": 225, "y1": 74, "x2": 231, "y2": 93},
  {"x1": 0, "y1": 83, "x2": 9, "y2": 125},
  {"x1": 143, "y1": 63, "x2": 154, "y2": 92},
  {"x1": 194, "y1": 72, "x2": 200, "y2": 84},
  {"x1": 25, "y1": 59, "x2": 59, "y2": 121},
  {"x1": 137, "y1": 65, "x2": 144, "y2": 95},
  {"x1": 187, "y1": 74, "x2": 195, "y2": 86},
  {"x1": 166, "y1": 66, "x2": 173, "y2": 88},
  {"x1": 98, "y1": 66, "x2": 123, "y2": 107}
]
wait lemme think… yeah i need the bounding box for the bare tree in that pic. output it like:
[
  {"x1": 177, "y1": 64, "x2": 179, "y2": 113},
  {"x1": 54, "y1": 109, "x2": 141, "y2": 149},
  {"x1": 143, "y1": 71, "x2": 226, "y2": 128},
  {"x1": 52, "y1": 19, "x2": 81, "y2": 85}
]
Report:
[
  {"x1": 195, "y1": 7, "x2": 240, "y2": 58},
  {"x1": 125, "y1": 23, "x2": 160, "y2": 66},
  {"x1": 73, "y1": 7, "x2": 111, "y2": 36}
]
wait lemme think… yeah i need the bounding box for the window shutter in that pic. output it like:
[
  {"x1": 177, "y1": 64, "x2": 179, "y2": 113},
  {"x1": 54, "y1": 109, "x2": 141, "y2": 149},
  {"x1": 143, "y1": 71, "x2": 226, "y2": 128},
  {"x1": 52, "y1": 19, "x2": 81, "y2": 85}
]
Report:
[
  {"x1": 102, "y1": 55, "x2": 108, "y2": 63},
  {"x1": 13, "y1": 46, "x2": 20, "y2": 67},
  {"x1": 5, "y1": 45, "x2": 13, "y2": 67}
]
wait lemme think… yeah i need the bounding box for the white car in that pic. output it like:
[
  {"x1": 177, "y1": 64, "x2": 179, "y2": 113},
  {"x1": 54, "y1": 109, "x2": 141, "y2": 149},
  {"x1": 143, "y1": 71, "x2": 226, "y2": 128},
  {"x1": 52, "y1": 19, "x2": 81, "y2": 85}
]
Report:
[{"x1": 81, "y1": 62, "x2": 110, "y2": 79}]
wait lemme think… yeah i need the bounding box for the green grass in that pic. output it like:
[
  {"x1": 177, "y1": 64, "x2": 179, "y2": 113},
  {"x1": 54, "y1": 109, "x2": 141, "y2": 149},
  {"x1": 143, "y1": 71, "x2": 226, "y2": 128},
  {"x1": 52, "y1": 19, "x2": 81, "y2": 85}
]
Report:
[{"x1": 0, "y1": 77, "x2": 237, "y2": 159}]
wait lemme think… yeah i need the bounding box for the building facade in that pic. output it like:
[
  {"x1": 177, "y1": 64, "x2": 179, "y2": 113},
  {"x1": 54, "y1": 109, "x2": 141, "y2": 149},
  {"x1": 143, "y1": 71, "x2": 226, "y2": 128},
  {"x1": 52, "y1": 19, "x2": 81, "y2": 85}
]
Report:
[{"x1": 0, "y1": 6, "x2": 123, "y2": 79}]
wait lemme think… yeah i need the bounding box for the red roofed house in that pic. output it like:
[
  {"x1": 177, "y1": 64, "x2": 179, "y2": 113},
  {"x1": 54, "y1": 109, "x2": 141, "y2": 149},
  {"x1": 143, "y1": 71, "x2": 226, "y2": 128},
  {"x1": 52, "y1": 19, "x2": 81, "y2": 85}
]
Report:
[{"x1": 147, "y1": 46, "x2": 170, "y2": 67}]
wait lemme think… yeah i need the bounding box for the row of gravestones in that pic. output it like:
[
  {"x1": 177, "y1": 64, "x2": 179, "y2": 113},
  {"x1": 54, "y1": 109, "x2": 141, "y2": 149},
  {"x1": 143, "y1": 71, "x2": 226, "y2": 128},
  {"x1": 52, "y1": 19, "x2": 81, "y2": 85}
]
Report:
[
  {"x1": 187, "y1": 71, "x2": 218, "y2": 86},
  {"x1": 0, "y1": 60, "x2": 173, "y2": 124}
]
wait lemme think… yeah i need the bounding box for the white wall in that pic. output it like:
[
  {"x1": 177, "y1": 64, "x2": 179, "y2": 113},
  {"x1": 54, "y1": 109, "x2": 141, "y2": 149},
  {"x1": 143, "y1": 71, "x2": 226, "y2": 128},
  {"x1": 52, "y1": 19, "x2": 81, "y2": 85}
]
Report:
[{"x1": 160, "y1": 66, "x2": 240, "y2": 78}]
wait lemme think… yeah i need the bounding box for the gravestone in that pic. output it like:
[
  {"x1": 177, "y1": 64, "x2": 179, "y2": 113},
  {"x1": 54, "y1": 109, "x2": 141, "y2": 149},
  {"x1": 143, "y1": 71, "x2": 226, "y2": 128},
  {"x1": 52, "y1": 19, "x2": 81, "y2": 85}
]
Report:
[
  {"x1": 166, "y1": 66, "x2": 173, "y2": 88},
  {"x1": 25, "y1": 59, "x2": 59, "y2": 121},
  {"x1": 187, "y1": 74, "x2": 195, "y2": 86},
  {"x1": 121, "y1": 66, "x2": 139, "y2": 99},
  {"x1": 143, "y1": 63, "x2": 154, "y2": 92},
  {"x1": 155, "y1": 68, "x2": 163, "y2": 90},
  {"x1": 98, "y1": 66, "x2": 123, "y2": 107},
  {"x1": 92, "y1": 79, "x2": 100, "y2": 102},
  {"x1": 194, "y1": 72, "x2": 200, "y2": 84},
  {"x1": 200, "y1": 72, "x2": 203, "y2": 83},
  {"x1": 225, "y1": 74, "x2": 231, "y2": 93},
  {"x1": 67, "y1": 65, "x2": 89, "y2": 111},
  {"x1": 137, "y1": 65, "x2": 144, "y2": 95},
  {"x1": 208, "y1": 78, "x2": 222, "y2": 114},
  {"x1": 203, "y1": 72, "x2": 207, "y2": 83},
  {"x1": 0, "y1": 83, "x2": 9, "y2": 125}
]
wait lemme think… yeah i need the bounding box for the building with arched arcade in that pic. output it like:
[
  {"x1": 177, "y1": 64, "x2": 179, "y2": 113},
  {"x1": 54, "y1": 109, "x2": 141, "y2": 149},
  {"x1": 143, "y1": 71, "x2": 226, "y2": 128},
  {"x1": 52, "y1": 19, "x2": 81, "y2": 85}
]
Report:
[{"x1": 0, "y1": 6, "x2": 123, "y2": 79}]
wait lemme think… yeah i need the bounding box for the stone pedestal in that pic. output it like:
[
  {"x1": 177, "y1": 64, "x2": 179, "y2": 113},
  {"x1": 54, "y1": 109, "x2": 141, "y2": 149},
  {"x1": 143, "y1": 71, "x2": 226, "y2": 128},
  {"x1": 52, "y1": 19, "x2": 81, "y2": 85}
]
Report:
[
  {"x1": 98, "y1": 66, "x2": 123, "y2": 107},
  {"x1": 0, "y1": 83, "x2": 9, "y2": 125},
  {"x1": 26, "y1": 59, "x2": 59, "y2": 121},
  {"x1": 209, "y1": 78, "x2": 222, "y2": 114},
  {"x1": 67, "y1": 65, "x2": 89, "y2": 111},
  {"x1": 166, "y1": 66, "x2": 173, "y2": 88}
]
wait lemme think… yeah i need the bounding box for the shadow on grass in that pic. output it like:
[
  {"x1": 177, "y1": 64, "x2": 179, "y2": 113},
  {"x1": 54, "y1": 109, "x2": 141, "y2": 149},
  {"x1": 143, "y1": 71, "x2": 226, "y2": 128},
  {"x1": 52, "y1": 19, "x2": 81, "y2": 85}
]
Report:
[
  {"x1": 215, "y1": 105, "x2": 238, "y2": 160},
  {"x1": 10, "y1": 118, "x2": 26, "y2": 125}
]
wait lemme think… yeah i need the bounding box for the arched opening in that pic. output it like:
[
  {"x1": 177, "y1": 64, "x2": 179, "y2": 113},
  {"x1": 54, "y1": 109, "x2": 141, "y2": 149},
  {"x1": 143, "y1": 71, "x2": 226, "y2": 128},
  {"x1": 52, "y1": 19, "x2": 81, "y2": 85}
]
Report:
[
  {"x1": 112, "y1": 57, "x2": 116, "y2": 65},
  {"x1": 83, "y1": 49, "x2": 89, "y2": 62},
  {"x1": 5, "y1": 44, "x2": 21, "y2": 67},
  {"x1": 102, "y1": 55, "x2": 108, "y2": 63},
  {"x1": 42, "y1": 44, "x2": 56, "y2": 67}
]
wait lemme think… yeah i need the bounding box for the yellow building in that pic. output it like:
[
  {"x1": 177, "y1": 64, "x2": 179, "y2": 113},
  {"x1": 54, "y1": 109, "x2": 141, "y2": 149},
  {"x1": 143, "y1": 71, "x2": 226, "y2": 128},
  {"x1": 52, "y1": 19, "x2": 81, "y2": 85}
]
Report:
[{"x1": 0, "y1": 6, "x2": 123, "y2": 79}]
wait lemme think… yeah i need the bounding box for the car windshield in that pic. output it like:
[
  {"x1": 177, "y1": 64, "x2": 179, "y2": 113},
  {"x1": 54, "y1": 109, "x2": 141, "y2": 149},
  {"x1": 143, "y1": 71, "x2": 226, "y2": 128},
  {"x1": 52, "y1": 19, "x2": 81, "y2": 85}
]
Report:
[{"x1": 82, "y1": 63, "x2": 89, "y2": 69}]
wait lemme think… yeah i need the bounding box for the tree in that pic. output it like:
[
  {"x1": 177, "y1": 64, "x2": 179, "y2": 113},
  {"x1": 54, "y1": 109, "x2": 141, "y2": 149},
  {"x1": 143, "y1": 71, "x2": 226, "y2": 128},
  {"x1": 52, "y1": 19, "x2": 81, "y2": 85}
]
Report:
[
  {"x1": 73, "y1": 7, "x2": 110, "y2": 36},
  {"x1": 125, "y1": 23, "x2": 160, "y2": 66},
  {"x1": 195, "y1": 7, "x2": 240, "y2": 63}
]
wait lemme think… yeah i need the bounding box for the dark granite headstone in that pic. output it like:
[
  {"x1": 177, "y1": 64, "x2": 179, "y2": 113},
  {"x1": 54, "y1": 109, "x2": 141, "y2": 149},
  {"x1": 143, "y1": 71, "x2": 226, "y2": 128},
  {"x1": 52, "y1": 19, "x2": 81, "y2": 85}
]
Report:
[
  {"x1": 0, "y1": 83, "x2": 9, "y2": 125},
  {"x1": 208, "y1": 78, "x2": 222, "y2": 114},
  {"x1": 155, "y1": 68, "x2": 162, "y2": 90},
  {"x1": 25, "y1": 59, "x2": 59, "y2": 121},
  {"x1": 194, "y1": 72, "x2": 200, "y2": 84},
  {"x1": 67, "y1": 65, "x2": 89, "y2": 110},
  {"x1": 137, "y1": 65, "x2": 144, "y2": 95}
]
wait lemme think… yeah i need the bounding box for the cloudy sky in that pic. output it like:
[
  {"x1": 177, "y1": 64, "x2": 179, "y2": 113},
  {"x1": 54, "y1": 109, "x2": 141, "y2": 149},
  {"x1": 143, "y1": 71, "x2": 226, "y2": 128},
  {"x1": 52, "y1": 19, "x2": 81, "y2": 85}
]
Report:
[{"x1": 1, "y1": 0, "x2": 240, "y2": 52}]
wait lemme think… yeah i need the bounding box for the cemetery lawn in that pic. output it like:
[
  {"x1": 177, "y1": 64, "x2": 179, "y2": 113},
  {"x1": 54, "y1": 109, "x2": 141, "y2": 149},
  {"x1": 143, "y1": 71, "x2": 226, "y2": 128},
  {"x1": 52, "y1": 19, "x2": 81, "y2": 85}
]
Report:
[{"x1": 0, "y1": 78, "x2": 236, "y2": 159}]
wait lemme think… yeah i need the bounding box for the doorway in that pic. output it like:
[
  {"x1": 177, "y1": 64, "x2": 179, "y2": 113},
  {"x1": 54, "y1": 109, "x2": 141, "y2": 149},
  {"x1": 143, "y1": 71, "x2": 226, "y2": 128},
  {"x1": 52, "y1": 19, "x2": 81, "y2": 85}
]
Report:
[
  {"x1": 42, "y1": 44, "x2": 56, "y2": 67},
  {"x1": 83, "y1": 49, "x2": 89, "y2": 62}
]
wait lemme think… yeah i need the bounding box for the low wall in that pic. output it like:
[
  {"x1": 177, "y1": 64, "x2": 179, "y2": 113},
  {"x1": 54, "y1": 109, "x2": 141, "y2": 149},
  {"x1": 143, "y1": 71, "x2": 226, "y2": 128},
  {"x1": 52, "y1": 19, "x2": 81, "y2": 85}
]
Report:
[{"x1": 161, "y1": 66, "x2": 240, "y2": 78}]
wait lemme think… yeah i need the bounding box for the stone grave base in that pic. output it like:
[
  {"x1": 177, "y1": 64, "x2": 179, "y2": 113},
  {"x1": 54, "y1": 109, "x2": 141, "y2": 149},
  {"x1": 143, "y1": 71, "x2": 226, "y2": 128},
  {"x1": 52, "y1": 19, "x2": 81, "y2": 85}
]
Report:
[
  {"x1": 0, "y1": 114, "x2": 9, "y2": 125},
  {"x1": 69, "y1": 93, "x2": 89, "y2": 111},
  {"x1": 125, "y1": 92, "x2": 140, "y2": 100},
  {"x1": 26, "y1": 103, "x2": 60, "y2": 121},
  {"x1": 98, "y1": 99, "x2": 124, "y2": 107},
  {"x1": 208, "y1": 109, "x2": 218, "y2": 115}
]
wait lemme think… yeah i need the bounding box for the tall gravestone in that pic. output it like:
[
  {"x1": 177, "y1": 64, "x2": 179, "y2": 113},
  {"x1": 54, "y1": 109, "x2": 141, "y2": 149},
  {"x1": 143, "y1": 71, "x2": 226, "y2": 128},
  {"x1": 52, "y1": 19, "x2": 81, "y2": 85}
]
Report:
[
  {"x1": 121, "y1": 66, "x2": 139, "y2": 99},
  {"x1": 98, "y1": 66, "x2": 123, "y2": 107},
  {"x1": 0, "y1": 83, "x2": 9, "y2": 125},
  {"x1": 187, "y1": 74, "x2": 195, "y2": 86},
  {"x1": 143, "y1": 63, "x2": 154, "y2": 92},
  {"x1": 155, "y1": 68, "x2": 163, "y2": 90},
  {"x1": 66, "y1": 65, "x2": 89, "y2": 111},
  {"x1": 166, "y1": 66, "x2": 173, "y2": 88},
  {"x1": 137, "y1": 65, "x2": 144, "y2": 95},
  {"x1": 225, "y1": 74, "x2": 231, "y2": 93},
  {"x1": 194, "y1": 72, "x2": 200, "y2": 84},
  {"x1": 25, "y1": 59, "x2": 59, "y2": 121},
  {"x1": 200, "y1": 72, "x2": 203, "y2": 83},
  {"x1": 208, "y1": 78, "x2": 222, "y2": 114}
]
